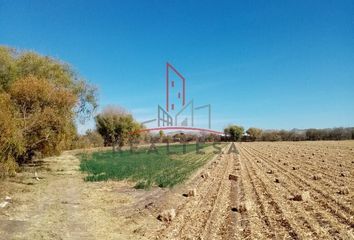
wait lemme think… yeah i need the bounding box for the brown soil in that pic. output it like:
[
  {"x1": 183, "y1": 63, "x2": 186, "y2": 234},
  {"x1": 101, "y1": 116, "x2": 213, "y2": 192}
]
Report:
[{"x1": 1, "y1": 141, "x2": 354, "y2": 239}]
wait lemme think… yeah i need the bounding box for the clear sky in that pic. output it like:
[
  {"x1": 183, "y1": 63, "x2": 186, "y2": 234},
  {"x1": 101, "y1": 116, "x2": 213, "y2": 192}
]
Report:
[{"x1": 1, "y1": 0, "x2": 353, "y2": 133}]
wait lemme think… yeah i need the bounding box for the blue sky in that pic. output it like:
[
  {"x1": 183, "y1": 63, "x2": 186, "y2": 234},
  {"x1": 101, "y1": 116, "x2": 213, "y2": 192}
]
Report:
[{"x1": 1, "y1": 0, "x2": 353, "y2": 133}]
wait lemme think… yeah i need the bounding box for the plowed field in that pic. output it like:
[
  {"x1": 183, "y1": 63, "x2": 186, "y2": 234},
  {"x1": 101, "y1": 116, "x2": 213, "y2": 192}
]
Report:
[{"x1": 156, "y1": 141, "x2": 354, "y2": 239}]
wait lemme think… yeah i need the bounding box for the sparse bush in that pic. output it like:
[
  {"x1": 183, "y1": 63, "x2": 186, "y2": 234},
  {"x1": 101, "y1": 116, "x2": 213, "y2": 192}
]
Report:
[
  {"x1": 71, "y1": 130, "x2": 104, "y2": 149},
  {"x1": 261, "y1": 131, "x2": 281, "y2": 141},
  {"x1": 246, "y1": 127, "x2": 262, "y2": 141}
]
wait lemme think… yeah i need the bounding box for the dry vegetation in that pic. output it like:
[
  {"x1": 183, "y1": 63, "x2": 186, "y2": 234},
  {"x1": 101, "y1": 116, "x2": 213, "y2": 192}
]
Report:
[{"x1": 0, "y1": 141, "x2": 353, "y2": 239}]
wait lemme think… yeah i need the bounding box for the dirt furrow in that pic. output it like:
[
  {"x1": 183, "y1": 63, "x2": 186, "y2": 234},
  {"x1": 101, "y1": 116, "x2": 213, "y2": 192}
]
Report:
[
  {"x1": 240, "y1": 146, "x2": 301, "y2": 239},
  {"x1": 244, "y1": 144, "x2": 352, "y2": 239},
  {"x1": 246, "y1": 144, "x2": 354, "y2": 216},
  {"x1": 224, "y1": 153, "x2": 251, "y2": 240},
  {"x1": 159, "y1": 144, "x2": 232, "y2": 239},
  {"x1": 202, "y1": 152, "x2": 234, "y2": 240},
  {"x1": 243, "y1": 144, "x2": 354, "y2": 237},
  {"x1": 240, "y1": 145, "x2": 333, "y2": 239},
  {"x1": 259, "y1": 144, "x2": 352, "y2": 188},
  {"x1": 238, "y1": 151, "x2": 278, "y2": 239}
]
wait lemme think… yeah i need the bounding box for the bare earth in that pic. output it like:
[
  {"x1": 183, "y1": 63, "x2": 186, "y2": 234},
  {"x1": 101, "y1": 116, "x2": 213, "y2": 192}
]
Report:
[{"x1": 1, "y1": 141, "x2": 353, "y2": 240}]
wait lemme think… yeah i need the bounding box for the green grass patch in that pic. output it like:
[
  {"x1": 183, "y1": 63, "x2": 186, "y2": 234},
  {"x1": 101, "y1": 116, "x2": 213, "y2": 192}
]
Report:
[{"x1": 79, "y1": 143, "x2": 224, "y2": 189}]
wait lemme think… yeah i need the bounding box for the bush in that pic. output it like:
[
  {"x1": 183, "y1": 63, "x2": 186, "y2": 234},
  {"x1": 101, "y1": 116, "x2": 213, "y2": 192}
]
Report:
[
  {"x1": 71, "y1": 130, "x2": 104, "y2": 149},
  {"x1": 0, "y1": 46, "x2": 97, "y2": 177},
  {"x1": 95, "y1": 106, "x2": 141, "y2": 149},
  {"x1": 261, "y1": 131, "x2": 282, "y2": 141},
  {"x1": 224, "y1": 125, "x2": 244, "y2": 141},
  {"x1": 246, "y1": 128, "x2": 262, "y2": 141}
]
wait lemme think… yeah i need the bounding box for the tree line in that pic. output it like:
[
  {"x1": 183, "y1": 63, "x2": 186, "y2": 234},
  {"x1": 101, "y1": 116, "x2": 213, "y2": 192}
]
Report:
[{"x1": 223, "y1": 125, "x2": 354, "y2": 142}]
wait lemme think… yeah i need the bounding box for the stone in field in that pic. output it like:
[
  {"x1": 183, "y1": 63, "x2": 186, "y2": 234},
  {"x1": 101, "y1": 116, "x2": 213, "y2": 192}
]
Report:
[
  {"x1": 188, "y1": 189, "x2": 196, "y2": 197},
  {"x1": 290, "y1": 191, "x2": 311, "y2": 202},
  {"x1": 338, "y1": 187, "x2": 349, "y2": 195},
  {"x1": 158, "y1": 209, "x2": 176, "y2": 222},
  {"x1": 0, "y1": 196, "x2": 12, "y2": 208},
  {"x1": 231, "y1": 204, "x2": 247, "y2": 213},
  {"x1": 238, "y1": 204, "x2": 247, "y2": 213},
  {"x1": 0, "y1": 202, "x2": 9, "y2": 208},
  {"x1": 201, "y1": 171, "x2": 210, "y2": 179},
  {"x1": 301, "y1": 191, "x2": 311, "y2": 201},
  {"x1": 229, "y1": 174, "x2": 238, "y2": 181},
  {"x1": 312, "y1": 174, "x2": 321, "y2": 180}
]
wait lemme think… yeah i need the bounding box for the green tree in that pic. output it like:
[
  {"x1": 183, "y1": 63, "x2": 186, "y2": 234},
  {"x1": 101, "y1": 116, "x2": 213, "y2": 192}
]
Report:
[
  {"x1": 95, "y1": 106, "x2": 141, "y2": 151},
  {"x1": 224, "y1": 125, "x2": 244, "y2": 141},
  {"x1": 246, "y1": 127, "x2": 263, "y2": 141}
]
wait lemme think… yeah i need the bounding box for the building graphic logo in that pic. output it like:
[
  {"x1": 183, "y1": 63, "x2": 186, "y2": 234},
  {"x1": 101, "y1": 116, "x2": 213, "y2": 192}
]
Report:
[{"x1": 140, "y1": 63, "x2": 222, "y2": 135}]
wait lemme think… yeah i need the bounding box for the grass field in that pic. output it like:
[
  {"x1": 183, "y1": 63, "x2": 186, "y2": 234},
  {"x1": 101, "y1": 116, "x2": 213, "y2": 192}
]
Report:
[{"x1": 79, "y1": 143, "x2": 225, "y2": 189}]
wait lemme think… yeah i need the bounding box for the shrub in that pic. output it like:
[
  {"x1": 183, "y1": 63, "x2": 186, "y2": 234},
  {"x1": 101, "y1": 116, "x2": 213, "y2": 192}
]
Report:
[
  {"x1": 0, "y1": 46, "x2": 97, "y2": 177},
  {"x1": 224, "y1": 125, "x2": 244, "y2": 141},
  {"x1": 95, "y1": 106, "x2": 141, "y2": 149},
  {"x1": 246, "y1": 127, "x2": 262, "y2": 141},
  {"x1": 72, "y1": 130, "x2": 104, "y2": 149}
]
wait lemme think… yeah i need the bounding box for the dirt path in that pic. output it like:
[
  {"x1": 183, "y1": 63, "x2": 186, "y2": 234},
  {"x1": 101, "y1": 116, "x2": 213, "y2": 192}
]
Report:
[{"x1": 0, "y1": 152, "x2": 162, "y2": 240}]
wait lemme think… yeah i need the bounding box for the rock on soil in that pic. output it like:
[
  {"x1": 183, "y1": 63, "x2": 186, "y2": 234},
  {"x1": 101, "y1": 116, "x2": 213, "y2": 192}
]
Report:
[
  {"x1": 0, "y1": 202, "x2": 9, "y2": 208},
  {"x1": 158, "y1": 209, "x2": 176, "y2": 222},
  {"x1": 187, "y1": 189, "x2": 196, "y2": 197},
  {"x1": 229, "y1": 174, "x2": 238, "y2": 181},
  {"x1": 289, "y1": 191, "x2": 311, "y2": 202},
  {"x1": 231, "y1": 204, "x2": 247, "y2": 213},
  {"x1": 0, "y1": 196, "x2": 12, "y2": 208},
  {"x1": 312, "y1": 175, "x2": 322, "y2": 180},
  {"x1": 338, "y1": 187, "x2": 349, "y2": 195},
  {"x1": 201, "y1": 171, "x2": 210, "y2": 179}
]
